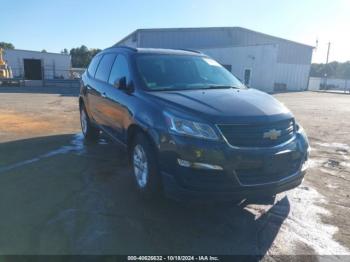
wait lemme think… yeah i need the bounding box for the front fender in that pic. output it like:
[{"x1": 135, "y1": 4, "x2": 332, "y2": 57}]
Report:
[{"x1": 133, "y1": 114, "x2": 162, "y2": 147}]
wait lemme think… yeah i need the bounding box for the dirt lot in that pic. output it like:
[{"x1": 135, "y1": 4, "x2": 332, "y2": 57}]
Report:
[{"x1": 0, "y1": 87, "x2": 349, "y2": 257}]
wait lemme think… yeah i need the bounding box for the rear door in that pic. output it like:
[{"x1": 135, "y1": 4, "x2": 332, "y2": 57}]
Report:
[
  {"x1": 92, "y1": 53, "x2": 117, "y2": 128},
  {"x1": 84, "y1": 55, "x2": 102, "y2": 122}
]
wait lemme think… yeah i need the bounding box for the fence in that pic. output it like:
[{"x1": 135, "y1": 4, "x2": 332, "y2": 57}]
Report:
[
  {"x1": 0, "y1": 67, "x2": 86, "y2": 87},
  {"x1": 308, "y1": 77, "x2": 350, "y2": 93},
  {"x1": 9, "y1": 66, "x2": 86, "y2": 80}
]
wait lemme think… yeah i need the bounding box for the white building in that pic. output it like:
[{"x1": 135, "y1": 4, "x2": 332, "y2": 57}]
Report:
[
  {"x1": 3, "y1": 49, "x2": 71, "y2": 80},
  {"x1": 117, "y1": 27, "x2": 314, "y2": 92},
  {"x1": 309, "y1": 77, "x2": 350, "y2": 92}
]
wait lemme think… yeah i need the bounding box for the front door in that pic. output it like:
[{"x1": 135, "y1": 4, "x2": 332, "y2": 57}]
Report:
[{"x1": 101, "y1": 54, "x2": 132, "y2": 142}]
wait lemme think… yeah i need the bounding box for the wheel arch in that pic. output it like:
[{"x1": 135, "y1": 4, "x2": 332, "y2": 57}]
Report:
[
  {"x1": 79, "y1": 96, "x2": 84, "y2": 109},
  {"x1": 79, "y1": 96, "x2": 93, "y2": 120},
  {"x1": 126, "y1": 124, "x2": 159, "y2": 159}
]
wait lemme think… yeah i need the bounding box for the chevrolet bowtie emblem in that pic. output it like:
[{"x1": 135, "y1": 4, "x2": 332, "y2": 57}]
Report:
[{"x1": 263, "y1": 129, "x2": 281, "y2": 140}]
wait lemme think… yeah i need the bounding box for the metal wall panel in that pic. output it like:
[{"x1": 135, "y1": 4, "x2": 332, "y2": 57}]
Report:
[
  {"x1": 119, "y1": 27, "x2": 313, "y2": 65},
  {"x1": 200, "y1": 45, "x2": 311, "y2": 92},
  {"x1": 199, "y1": 45, "x2": 278, "y2": 92},
  {"x1": 308, "y1": 77, "x2": 322, "y2": 91},
  {"x1": 308, "y1": 77, "x2": 350, "y2": 91},
  {"x1": 274, "y1": 63, "x2": 311, "y2": 91},
  {"x1": 139, "y1": 28, "x2": 235, "y2": 49},
  {"x1": 232, "y1": 28, "x2": 313, "y2": 65}
]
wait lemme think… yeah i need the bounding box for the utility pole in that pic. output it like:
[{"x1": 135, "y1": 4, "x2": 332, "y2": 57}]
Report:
[{"x1": 324, "y1": 42, "x2": 331, "y2": 89}]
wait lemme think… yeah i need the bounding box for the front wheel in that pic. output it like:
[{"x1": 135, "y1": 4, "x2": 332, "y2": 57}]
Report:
[
  {"x1": 131, "y1": 133, "x2": 161, "y2": 197},
  {"x1": 80, "y1": 105, "x2": 99, "y2": 141}
]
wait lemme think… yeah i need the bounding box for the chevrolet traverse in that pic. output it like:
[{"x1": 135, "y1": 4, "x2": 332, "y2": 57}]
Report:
[{"x1": 79, "y1": 46, "x2": 310, "y2": 202}]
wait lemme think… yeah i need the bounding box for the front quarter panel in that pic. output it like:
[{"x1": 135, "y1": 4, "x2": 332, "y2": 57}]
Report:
[{"x1": 130, "y1": 92, "x2": 168, "y2": 145}]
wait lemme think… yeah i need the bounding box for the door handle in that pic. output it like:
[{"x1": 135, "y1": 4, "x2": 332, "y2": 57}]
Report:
[{"x1": 101, "y1": 92, "x2": 107, "y2": 98}]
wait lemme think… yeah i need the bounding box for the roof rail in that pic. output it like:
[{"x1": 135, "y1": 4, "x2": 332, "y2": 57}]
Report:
[
  {"x1": 111, "y1": 45, "x2": 138, "y2": 51},
  {"x1": 177, "y1": 48, "x2": 202, "y2": 54}
]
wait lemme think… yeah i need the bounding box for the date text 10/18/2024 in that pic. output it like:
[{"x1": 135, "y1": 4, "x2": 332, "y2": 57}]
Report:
[{"x1": 127, "y1": 256, "x2": 220, "y2": 261}]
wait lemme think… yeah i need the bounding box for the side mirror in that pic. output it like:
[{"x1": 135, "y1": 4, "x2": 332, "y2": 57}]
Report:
[{"x1": 114, "y1": 76, "x2": 127, "y2": 90}]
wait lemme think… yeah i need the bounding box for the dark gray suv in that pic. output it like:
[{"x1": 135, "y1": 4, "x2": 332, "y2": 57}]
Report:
[{"x1": 79, "y1": 46, "x2": 310, "y2": 202}]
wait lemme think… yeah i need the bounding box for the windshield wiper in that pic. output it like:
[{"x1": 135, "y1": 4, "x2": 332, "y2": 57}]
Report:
[
  {"x1": 206, "y1": 85, "x2": 241, "y2": 89},
  {"x1": 147, "y1": 84, "x2": 242, "y2": 92}
]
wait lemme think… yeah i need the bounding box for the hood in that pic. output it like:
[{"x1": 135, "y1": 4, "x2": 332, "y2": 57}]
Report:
[{"x1": 146, "y1": 88, "x2": 293, "y2": 123}]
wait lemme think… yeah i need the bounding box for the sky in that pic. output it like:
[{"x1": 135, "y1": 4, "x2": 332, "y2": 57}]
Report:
[{"x1": 1, "y1": 0, "x2": 349, "y2": 63}]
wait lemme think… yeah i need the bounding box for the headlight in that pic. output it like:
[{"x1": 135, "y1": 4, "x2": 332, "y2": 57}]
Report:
[
  {"x1": 296, "y1": 122, "x2": 309, "y2": 144},
  {"x1": 164, "y1": 113, "x2": 219, "y2": 140},
  {"x1": 301, "y1": 158, "x2": 309, "y2": 172},
  {"x1": 296, "y1": 123, "x2": 304, "y2": 133},
  {"x1": 296, "y1": 123, "x2": 307, "y2": 136}
]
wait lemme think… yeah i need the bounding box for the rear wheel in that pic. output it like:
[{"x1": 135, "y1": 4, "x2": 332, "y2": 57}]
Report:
[
  {"x1": 131, "y1": 133, "x2": 161, "y2": 197},
  {"x1": 80, "y1": 104, "x2": 99, "y2": 141}
]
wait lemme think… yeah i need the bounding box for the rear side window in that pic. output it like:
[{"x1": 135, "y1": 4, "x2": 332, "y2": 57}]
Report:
[
  {"x1": 87, "y1": 55, "x2": 102, "y2": 77},
  {"x1": 95, "y1": 53, "x2": 116, "y2": 82},
  {"x1": 108, "y1": 54, "x2": 130, "y2": 85}
]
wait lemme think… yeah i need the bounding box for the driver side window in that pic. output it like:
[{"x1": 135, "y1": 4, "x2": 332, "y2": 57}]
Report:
[{"x1": 108, "y1": 54, "x2": 130, "y2": 86}]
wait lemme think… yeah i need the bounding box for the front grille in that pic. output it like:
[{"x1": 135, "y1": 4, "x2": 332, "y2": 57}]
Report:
[
  {"x1": 235, "y1": 159, "x2": 300, "y2": 185},
  {"x1": 178, "y1": 167, "x2": 236, "y2": 191},
  {"x1": 218, "y1": 119, "x2": 295, "y2": 148}
]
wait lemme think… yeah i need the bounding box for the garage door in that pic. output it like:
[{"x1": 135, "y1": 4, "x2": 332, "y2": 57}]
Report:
[{"x1": 24, "y1": 59, "x2": 42, "y2": 80}]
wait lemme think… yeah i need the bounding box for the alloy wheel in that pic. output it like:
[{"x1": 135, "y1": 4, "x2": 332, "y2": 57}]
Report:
[{"x1": 133, "y1": 144, "x2": 149, "y2": 188}]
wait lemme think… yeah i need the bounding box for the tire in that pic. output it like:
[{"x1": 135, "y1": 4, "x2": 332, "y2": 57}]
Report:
[
  {"x1": 80, "y1": 104, "x2": 99, "y2": 141},
  {"x1": 131, "y1": 133, "x2": 161, "y2": 197}
]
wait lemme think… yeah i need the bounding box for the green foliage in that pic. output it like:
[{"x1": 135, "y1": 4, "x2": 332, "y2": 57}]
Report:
[
  {"x1": 61, "y1": 48, "x2": 69, "y2": 55},
  {"x1": 69, "y1": 45, "x2": 101, "y2": 68},
  {"x1": 310, "y1": 61, "x2": 350, "y2": 79},
  {"x1": 0, "y1": 42, "x2": 15, "y2": 49}
]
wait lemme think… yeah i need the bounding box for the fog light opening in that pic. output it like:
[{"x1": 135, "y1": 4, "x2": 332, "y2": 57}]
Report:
[
  {"x1": 177, "y1": 159, "x2": 191, "y2": 168},
  {"x1": 301, "y1": 159, "x2": 309, "y2": 172},
  {"x1": 177, "y1": 158, "x2": 223, "y2": 171}
]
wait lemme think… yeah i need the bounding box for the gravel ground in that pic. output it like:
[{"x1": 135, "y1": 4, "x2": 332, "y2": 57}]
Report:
[{"x1": 0, "y1": 87, "x2": 349, "y2": 258}]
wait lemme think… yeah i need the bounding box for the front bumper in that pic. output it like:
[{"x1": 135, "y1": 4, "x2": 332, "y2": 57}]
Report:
[
  {"x1": 157, "y1": 131, "x2": 309, "y2": 202},
  {"x1": 162, "y1": 169, "x2": 305, "y2": 202}
]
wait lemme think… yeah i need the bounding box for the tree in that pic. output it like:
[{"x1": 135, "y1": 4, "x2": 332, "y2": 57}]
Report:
[
  {"x1": 336, "y1": 62, "x2": 350, "y2": 79},
  {"x1": 90, "y1": 48, "x2": 101, "y2": 58},
  {"x1": 41, "y1": 49, "x2": 47, "y2": 53},
  {"x1": 310, "y1": 61, "x2": 350, "y2": 79},
  {"x1": 0, "y1": 42, "x2": 15, "y2": 49},
  {"x1": 69, "y1": 45, "x2": 101, "y2": 68},
  {"x1": 61, "y1": 48, "x2": 69, "y2": 55},
  {"x1": 70, "y1": 45, "x2": 90, "y2": 68}
]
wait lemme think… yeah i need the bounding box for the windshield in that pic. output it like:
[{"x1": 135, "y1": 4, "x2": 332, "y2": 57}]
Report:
[{"x1": 136, "y1": 54, "x2": 245, "y2": 91}]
